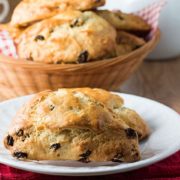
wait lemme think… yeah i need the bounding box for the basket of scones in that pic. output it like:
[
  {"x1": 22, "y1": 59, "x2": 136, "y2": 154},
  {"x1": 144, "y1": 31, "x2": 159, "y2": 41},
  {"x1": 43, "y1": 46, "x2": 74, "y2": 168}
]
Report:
[{"x1": 0, "y1": 0, "x2": 160, "y2": 99}]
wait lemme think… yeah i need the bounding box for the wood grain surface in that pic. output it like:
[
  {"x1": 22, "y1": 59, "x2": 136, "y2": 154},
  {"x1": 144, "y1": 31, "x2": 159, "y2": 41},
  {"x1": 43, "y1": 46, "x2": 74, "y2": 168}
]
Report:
[{"x1": 120, "y1": 58, "x2": 180, "y2": 113}]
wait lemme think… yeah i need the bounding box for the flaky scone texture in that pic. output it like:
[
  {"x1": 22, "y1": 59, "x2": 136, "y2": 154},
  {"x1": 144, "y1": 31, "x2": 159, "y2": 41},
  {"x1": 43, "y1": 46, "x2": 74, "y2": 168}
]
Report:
[
  {"x1": 11, "y1": 0, "x2": 106, "y2": 27},
  {"x1": 4, "y1": 88, "x2": 149, "y2": 162},
  {"x1": 16, "y1": 10, "x2": 117, "y2": 64}
]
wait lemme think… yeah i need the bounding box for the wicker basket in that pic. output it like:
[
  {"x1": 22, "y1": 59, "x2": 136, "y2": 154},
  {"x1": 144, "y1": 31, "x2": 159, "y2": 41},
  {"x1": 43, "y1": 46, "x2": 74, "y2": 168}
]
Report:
[{"x1": 0, "y1": 29, "x2": 160, "y2": 100}]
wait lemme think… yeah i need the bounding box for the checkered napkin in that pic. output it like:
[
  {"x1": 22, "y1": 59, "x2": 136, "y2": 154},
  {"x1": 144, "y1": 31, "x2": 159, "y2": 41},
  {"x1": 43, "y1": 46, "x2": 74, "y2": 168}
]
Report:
[
  {"x1": 0, "y1": 30, "x2": 17, "y2": 58},
  {"x1": 0, "y1": 0, "x2": 165, "y2": 59}
]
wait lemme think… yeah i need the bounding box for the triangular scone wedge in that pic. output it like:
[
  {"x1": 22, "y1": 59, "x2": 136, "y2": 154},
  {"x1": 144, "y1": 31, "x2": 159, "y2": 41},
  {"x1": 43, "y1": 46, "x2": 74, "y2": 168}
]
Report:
[
  {"x1": 96, "y1": 10, "x2": 151, "y2": 33},
  {"x1": 4, "y1": 88, "x2": 140, "y2": 163},
  {"x1": 116, "y1": 31, "x2": 146, "y2": 56}
]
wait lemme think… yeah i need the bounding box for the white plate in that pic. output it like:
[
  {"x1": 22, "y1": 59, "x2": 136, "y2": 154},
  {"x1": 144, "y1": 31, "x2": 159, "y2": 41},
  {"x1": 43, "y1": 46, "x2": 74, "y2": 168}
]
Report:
[{"x1": 0, "y1": 93, "x2": 180, "y2": 176}]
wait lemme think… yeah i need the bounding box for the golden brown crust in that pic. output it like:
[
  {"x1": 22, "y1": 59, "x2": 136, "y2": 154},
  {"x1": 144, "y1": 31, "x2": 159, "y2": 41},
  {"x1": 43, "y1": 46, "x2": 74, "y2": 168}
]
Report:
[
  {"x1": 96, "y1": 10, "x2": 151, "y2": 32},
  {"x1": 11, "y1": 0, "x2": 106, "y2": 27},
  {"x1": 16, "y1": 10, "x2": 117, "y2": 64},
  {"x1": 4, "y1": 88, "x2": 149, "y2": 162},
  {"x1": 116, "y1": 31, "x2": 146, "y2": 56}
]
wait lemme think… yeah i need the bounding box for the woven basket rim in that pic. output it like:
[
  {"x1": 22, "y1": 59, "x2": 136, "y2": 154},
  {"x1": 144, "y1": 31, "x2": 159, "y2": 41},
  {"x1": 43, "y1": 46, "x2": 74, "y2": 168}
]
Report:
[{"x1": 0, "y1": 29, "x2": 160, "y2": 71}]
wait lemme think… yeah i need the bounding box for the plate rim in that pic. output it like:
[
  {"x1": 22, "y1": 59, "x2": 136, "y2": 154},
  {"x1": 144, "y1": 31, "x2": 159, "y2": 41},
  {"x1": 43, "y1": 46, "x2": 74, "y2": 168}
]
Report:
[{"x1": 0, "y1": 93, "x2": 180, "y2": 176}]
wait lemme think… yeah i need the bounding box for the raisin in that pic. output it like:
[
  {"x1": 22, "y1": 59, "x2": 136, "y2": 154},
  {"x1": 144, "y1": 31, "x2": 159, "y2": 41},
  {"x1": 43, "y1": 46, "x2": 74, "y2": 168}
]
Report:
[
  {"x1": 49, "y1": 105, "x2": 55, "y2": 111},
  {"x1": 14, "y1": 152, "x2": 28, "y2": 159},
  {"x1": 7, "y1": 135, "x2": 14, "y2": 146},
  {"x1": 16, "y1": 129, "x2": 24, "y2": 137},
  {"x1": 80, "y1": 150, "x2": 92, "y2": 158},
  {"x1": 70, "y1": 19, "x2": 79, "y2": 28},
  {"x1": 50, "y1": 143, "x2": 61, "y2": 151},
  {"x1": 77, "y1": 50, "x2": 89, "y2": 63},
  {"x1": 34, "y1": 35, "x2": 45, "y2": 41},
  {"x1": 70, "y1": 18, "x2": 84, "y2": 28},
  {"x1": 112, "y1": 153, "x2": 123, "y2": 163},
  {"x1": 79, "y1": 150, "x2": 91, "y2": 163},
  {"x1": 125, "y1": 128, "x2": 137, "y2": 139}
]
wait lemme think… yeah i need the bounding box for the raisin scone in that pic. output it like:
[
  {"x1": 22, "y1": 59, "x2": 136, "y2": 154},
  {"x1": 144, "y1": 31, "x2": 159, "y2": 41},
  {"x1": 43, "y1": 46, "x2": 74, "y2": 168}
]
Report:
[
  {"x1": 11, "y1": 0, "x2": 106, "y2": 27},
  {"x1": 4, "y1": 88, "x2": 144, "y2": 162},
  {"x1": 96, "y1": 10, "x2": 151, "y2": 33},
  {"x1": 16, "y1": 11, "x2": 117, "y2": 64},
  {"x1": 116, "y1": 31, "x2": 146, "y2": 56}
]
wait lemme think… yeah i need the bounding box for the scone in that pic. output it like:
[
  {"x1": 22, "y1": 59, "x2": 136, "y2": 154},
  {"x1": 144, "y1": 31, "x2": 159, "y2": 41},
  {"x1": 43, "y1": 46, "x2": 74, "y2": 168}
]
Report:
[
  {"x1": 11, "y1": 0, "x2": 106, "y2": 27},
  {"x1": 16, "y1": 11, "x2": 117, "y2": 64},
  {"x1": 96, "y1": 10, "x2": 151, "y2": 33},
  {"x1": 116, "y1": 31, "x2": 146, "y2": 56},
  {"x1": 4, "y1": 88, "x2": 143, "y2": 162}
]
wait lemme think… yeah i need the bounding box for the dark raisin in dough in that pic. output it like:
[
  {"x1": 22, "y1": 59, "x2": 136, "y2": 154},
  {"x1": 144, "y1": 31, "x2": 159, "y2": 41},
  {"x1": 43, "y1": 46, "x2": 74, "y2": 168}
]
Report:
[
  {"x1": 7, "y1": 135, "x2": 14, "y2": 146},
  {"x1": 125, "y1": 128, "x2": 137, "y2": 138},
  {"x1": 14, "y1": 152, "x2": 28, "y2": 159},
  {"x1": 79, "y1": 150, "x2": 91, "y2": 163},
  {"x1": 70, "y1": 18, "x2": 84, "y2": 28},
  {"x1": 80, "y1": 150, "x2": 92, "y2": 158},
  {"x1": 50, "y1": 143, "x2": 61, "y2": 151},
  {"x1": 49, "y1": 105, "x2": 55, "y2": 111},
  {"x1": 77, "y1": 50, "x2": 89, "y2": 63},
  {"x1": 34, "y1": 35, "x2": 45, "y2": 41},
  {"x1": 70, "y1": 19, "x2": 79, "y2": 28},
  {"x1": 16, "y1": 129, "x2": 24, "y2": 137}
]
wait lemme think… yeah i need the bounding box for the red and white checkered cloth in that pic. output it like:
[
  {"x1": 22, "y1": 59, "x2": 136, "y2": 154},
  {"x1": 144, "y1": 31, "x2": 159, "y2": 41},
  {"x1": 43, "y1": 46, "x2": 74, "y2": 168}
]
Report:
[
  {"x1": 0, "y1": 0, "x2": 165, "y2": 59},
  {"x1": 0, "y1": 30, "x2": 17, "y2": 58}
]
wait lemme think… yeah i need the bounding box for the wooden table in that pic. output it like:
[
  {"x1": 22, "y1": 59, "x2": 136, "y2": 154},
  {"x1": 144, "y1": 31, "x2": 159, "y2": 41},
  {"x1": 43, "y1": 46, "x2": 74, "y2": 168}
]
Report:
[{"x1": 120, "y1": 58, "x2": 180, "y2": 113}]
